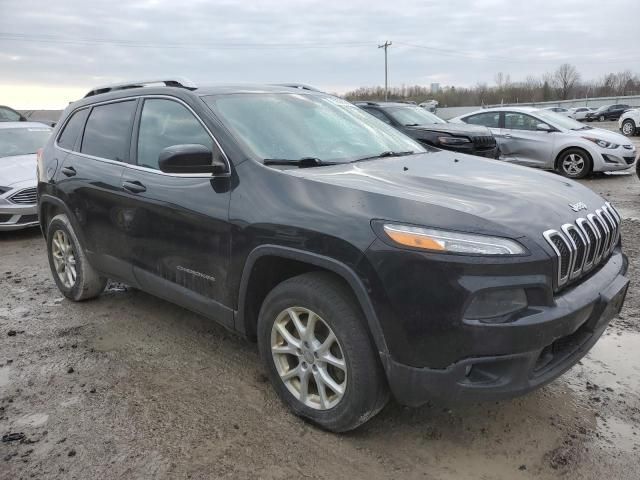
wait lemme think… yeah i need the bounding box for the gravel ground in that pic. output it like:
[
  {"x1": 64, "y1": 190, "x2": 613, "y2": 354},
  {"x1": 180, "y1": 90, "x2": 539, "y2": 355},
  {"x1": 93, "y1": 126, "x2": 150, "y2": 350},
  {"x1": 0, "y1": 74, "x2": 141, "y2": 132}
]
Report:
[{"x1": 1, "y1": 125, "x2": 640, "y2": 480}]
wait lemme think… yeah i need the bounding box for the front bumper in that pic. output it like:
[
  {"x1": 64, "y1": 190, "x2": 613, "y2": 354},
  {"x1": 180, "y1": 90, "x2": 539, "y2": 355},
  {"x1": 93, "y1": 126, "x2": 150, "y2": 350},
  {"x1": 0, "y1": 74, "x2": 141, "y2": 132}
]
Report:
[
  {"x1": 379, "y1": 251, "x2": 628, "y2": 406},
  {"x1": 0, "y1": 203, "x2": 38, "y2": 231},
  {"x1": 592, "y1": 146, "x2": 637, "y2": 171}
]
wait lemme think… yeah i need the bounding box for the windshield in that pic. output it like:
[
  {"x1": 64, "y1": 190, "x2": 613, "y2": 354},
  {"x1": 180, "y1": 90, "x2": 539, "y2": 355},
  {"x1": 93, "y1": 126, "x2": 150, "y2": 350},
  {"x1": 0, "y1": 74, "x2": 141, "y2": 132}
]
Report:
[
  {"x1": 203, "y1": 93, "x2": 424, "y2": 163},
  {"x1": 0, "y1": 127, "x2": 51, "y2": 157},
  {"x1": 534, "y1": 109, "x2": 590, "y2": 131},
  {"x1": 385, "y1": 106, "x2": 447, "y2": 125}
]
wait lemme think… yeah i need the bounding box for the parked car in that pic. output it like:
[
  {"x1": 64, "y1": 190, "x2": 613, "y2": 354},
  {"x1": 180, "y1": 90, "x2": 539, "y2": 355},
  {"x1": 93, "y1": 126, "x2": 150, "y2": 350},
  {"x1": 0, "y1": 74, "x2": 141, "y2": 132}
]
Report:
[
  {"x1": 568, "y1": 107, "x2": 595, "y2": 121},
  {"x1": 356, "y1": 101, "x2": 498, "y2": 158},
  {"x1": 0, "y1": 105, "x2": 27, "y2": 122},
  {"x1": 619, "y1": 108, "x2": 640, "y2": 137},
  {"x1": 38, "y1": 79, "x2": 629, "y2": 432},
  {"x1": 449, "y1": 107, "x2": 636, "y2": 178},
  {"x1": 0, "y1": 122, "x2": 52, "y2": 230},
  {"x1": 585, "y1": 104, "x2": 631, "y2": 122},
  {"x1": 543, "y1": 106, "x2": 570, "y2": 115}
]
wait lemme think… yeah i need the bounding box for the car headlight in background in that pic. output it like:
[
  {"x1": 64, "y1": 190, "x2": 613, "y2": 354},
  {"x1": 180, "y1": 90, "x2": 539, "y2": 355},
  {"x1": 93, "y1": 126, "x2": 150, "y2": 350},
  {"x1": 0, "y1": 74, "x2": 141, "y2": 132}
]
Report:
[
  {"x1": 437, "y1": 136, "x2": 471, "y2": 145},
  {"x1": 582, "y1": 137, "x2": 619, "y2": 149},
  {"x1": 465, "y1": 288, "x2": 528, "y2": 321},
  {"x1": 381, "y1": 224, "x2": 527, "y2": 255}
]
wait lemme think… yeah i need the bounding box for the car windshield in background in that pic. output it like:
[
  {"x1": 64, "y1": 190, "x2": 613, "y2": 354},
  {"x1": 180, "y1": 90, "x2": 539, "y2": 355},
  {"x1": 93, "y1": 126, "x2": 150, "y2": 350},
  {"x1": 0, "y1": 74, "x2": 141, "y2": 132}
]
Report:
[
  {"x1": 204, "y1": 93, "x2": 424, "y2": 163},
  {"x1": 0, "y1": 127, "x2": 52, "y2": 157},
  {"x1": 535, "y1": 110, "x2": 591, "y2": 130},
  {"x1": 385, "y1": 106, "x2": 447, "y2": 126}
]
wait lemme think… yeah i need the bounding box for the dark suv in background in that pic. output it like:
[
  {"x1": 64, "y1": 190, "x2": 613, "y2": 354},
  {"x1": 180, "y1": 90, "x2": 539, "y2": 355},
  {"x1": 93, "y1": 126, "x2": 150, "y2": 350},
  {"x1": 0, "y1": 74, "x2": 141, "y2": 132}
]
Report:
[
  {"x1": 585, "y1": 104, "x2": 631, "y2": 122},
  {"x1": 356, "y1": 101, "x2": 498, "y2": 158},
  {"x1": 38, "y1": 79, "x2": 628, "y2": 432}
]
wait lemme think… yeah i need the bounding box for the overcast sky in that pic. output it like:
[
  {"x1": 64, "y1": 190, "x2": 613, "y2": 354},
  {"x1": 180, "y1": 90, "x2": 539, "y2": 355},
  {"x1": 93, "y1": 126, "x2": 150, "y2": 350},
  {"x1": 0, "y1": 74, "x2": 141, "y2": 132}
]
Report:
[{"x1": 1, "y1": 0, "x2": 638, "y2": 108}]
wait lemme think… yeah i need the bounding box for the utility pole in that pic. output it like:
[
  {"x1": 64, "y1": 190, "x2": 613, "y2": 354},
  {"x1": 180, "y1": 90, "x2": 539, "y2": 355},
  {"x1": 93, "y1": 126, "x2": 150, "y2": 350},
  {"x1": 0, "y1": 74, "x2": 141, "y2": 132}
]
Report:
[{"x1": 378, "y1": 41, "x2": 392, "y2": 101}]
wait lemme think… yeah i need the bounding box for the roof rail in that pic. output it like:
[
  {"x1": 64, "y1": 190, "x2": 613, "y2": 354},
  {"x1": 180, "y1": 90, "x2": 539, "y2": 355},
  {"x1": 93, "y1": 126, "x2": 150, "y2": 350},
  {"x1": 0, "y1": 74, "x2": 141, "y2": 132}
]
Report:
[
  {"x1": 84, "y1": 77, "x2": 198, "y2": 98},
  {"x1": 274, "y1": 83, "x2": 323, "y2": 92}
]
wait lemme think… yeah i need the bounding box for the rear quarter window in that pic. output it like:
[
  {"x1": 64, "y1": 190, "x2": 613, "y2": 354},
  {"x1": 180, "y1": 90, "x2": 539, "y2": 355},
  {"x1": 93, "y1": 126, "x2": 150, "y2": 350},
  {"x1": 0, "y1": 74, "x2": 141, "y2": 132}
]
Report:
[{"x1": 57, "y1": 108, "x2": 89, "y2": 150}]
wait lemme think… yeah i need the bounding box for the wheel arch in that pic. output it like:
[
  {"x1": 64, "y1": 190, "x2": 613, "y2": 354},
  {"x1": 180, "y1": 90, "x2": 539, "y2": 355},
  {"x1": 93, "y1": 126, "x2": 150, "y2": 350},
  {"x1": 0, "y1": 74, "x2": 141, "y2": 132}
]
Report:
[
  {"x1": 38, "y1": 195, "x2": 85, "y2": 245},
  {"x1": 235, "y1": 245, "x2": 389, "y2": 356}
]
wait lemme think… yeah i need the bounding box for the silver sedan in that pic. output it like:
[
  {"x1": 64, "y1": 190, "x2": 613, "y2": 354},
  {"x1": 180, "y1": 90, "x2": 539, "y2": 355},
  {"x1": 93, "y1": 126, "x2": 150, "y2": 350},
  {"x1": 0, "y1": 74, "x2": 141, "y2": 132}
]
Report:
[
  {"x1": 0, "y1": 122, "x2": 52, "y2": 230},
  {"x1": 449, "y1": 107, "x2": 637, "y2": 178}
]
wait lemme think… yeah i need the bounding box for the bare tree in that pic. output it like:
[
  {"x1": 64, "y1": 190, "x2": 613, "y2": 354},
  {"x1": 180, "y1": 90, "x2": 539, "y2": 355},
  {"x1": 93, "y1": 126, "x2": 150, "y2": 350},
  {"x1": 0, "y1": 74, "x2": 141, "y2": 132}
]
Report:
[{"x1": 554, "y1": 63, "x2": 580, "y2": 100}]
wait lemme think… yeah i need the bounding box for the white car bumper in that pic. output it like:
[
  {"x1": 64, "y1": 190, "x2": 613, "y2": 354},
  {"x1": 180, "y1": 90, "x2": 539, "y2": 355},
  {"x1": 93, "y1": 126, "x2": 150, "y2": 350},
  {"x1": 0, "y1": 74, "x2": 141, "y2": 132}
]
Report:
[{"x1": 591, "y1": 144, "x2": 637, "y2": 172}]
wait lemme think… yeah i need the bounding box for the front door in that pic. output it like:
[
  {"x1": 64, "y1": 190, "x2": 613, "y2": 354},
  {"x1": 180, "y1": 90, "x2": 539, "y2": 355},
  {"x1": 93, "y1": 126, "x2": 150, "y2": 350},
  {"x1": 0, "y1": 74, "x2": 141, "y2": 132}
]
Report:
[
  {"x1": 120, "y1": 97, "x2": 234, "y2": 327},
  {"x1": 500, "y1": 112, "x2": 555, "y2": 168}
]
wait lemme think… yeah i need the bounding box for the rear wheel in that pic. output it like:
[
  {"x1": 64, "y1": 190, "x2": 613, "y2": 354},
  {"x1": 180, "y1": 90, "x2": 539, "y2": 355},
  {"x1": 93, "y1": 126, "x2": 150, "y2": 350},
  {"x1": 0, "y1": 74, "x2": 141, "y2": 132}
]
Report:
[
  {"x1": 46, "y1": 214, "x2": 107, "y2": 301},
  {"x1": 257, "y1": 272, "x2": 389, "y2": 432},
  {"x1": 621, "y1": 119, "x2": 636, "y2": 137},
  {"x1": 557, "y1": 148, "x2": 592, "y2": 179}
]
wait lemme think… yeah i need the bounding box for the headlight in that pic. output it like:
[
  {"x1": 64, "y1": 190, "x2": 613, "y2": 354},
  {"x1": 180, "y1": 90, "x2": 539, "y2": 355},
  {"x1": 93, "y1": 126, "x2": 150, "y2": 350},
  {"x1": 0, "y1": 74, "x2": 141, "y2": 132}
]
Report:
[
  {"x1": 465, "y1": 288, "x2": 528, "y2": 321},
  {"x1": 583, "y1": 137, "x2": 619, "y2": 149},
  {"x1": 437, "y1": 136, "x2": 471, "y2": 145},
  {"x1": 381, "y1": 224, "x2": 527, "y2": 255}
]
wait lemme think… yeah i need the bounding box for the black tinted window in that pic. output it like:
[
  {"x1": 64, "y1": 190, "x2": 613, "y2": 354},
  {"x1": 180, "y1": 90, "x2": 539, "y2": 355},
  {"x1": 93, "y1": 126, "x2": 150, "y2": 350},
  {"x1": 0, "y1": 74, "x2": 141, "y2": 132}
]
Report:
[
  {"x1": 137, "y1": 99, "x2": 214, "y2": 170},
  {"x1": 465, "y1": 112, "x2": 500, "y2": 128},
  {"x1": 81, "y1": 101, "x2": 136, "y2": 161},
  {"x1": 57, "y1": 108, "x2": 89, "y2": 150},
  {"x1": 363, "y1": 108, "x2": 392, "y2": 124}
]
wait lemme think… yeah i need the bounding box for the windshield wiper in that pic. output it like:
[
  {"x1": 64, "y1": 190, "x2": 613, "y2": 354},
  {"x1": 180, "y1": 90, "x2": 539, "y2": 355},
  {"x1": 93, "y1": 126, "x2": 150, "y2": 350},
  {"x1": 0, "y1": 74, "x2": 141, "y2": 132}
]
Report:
[
  {"x1": 351, "y1": 150, "x2": 416, "y2": 163},
  {"x1": 404, "y1": 123, "x2": 422, "y2": 127},
  {"x1": 263, "y1": 157, "x2": 338, "y2": 168}
]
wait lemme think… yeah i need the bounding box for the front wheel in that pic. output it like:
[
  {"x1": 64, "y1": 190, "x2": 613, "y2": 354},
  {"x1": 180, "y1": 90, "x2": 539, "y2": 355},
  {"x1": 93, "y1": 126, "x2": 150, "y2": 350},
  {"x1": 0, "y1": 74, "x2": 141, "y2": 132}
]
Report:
[
  {"x1": 46, "y1": 214, "x2": 107, "y2": 301},
  {"x1": 257, "y1": 272, "x2": 389, "y2": 432},
  {"x1": 621, "y1": 119, "x2": 636, "y2": 137},
  {"x1": 557, "y1": 148, "x2": 592, "y2": 179}
]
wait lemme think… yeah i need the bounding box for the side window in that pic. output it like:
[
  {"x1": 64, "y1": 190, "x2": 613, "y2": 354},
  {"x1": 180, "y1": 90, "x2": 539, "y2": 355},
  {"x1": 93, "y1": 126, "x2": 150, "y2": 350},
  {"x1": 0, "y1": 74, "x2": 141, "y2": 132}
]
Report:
[
  {"x1": 136, "y1": 99, "x2": 215, "y2": 170},
  {"x1": 465, "y1": 112, "x2": 500, "y2": 128},
  {"x1": 81, "y1": 100, "x2": 137, "y2": 162},
  {"x1": 57, "y1": 108, "x2": 89, "y2": 150},
  {"x1": 504, "y1": 113, "x2": 539, "y2": 131},
  {"x1": 363, "y1": 108, "x2": 392, "y2": 124}
]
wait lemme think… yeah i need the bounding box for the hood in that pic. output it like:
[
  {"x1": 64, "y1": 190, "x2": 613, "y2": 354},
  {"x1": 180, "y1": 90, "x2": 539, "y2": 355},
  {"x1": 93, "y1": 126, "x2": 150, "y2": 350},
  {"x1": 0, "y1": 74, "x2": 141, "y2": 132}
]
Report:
[
  {"x1": 0, "y1": 154, "x2": 37, "y2": 186},
  {"x1": 569, "y1": 127, "x2": 632, "y2": 145},
  {"x1": 286, "y1": 151, "x2": 606, "y2": 240},
  {"x1": 404, "y1": 122, "x2": 491, "y2": 138}
]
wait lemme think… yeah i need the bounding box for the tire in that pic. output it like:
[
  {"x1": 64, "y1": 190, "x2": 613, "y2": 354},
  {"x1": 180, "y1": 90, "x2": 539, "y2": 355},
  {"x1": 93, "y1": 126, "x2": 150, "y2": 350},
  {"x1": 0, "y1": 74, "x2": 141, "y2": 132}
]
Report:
[
  {"x1": 621, "y1": 119, "x2": 636, "y2": 137},
  {"x1": 557, "y1": 148, "x2": 592, "y2": 179},
  {"x1": 46, "y1": 214, "x2": 107, "y2": 301},
  {"x1": 257, "y1": 272, "x2": 389, "y2": 432}
]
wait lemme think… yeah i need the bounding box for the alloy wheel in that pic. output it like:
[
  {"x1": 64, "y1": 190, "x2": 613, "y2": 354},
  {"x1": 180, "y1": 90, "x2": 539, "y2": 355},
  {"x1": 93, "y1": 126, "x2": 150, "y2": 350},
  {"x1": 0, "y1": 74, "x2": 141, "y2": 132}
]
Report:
[
  {"x1": 51, "y1": 229, "x2": 77, "y2": 288},
  {"x1": 270, "y1": 307, "x2": 347, "y2": 410},
  {"x1": 622, "y1": 121, "x2": 635, "y2": 136},
  {"x1": 562, "y1": 153, "x2": 585, "y2": 177}
]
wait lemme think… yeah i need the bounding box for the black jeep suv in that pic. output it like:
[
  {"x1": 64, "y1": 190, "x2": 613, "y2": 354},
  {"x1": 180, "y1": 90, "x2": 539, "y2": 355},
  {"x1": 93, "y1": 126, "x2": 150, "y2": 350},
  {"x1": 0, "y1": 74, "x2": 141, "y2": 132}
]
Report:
[
  {"x1": 356, "y1": 101, "x2": 498, "y2": 158},
  {"x1": 38, "y1": 80, "x2": 629, "y2": 432}
]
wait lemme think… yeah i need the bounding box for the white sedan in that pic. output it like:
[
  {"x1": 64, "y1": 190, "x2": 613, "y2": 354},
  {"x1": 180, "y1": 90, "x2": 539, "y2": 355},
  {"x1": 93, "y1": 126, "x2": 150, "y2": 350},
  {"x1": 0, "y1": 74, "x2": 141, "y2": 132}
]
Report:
[
  {"x1": 449, "y1": 107, "x2": 636, "y2": 178},
  {"x1": 567, "y1": 107, "x2": 595, "y2": 121}
]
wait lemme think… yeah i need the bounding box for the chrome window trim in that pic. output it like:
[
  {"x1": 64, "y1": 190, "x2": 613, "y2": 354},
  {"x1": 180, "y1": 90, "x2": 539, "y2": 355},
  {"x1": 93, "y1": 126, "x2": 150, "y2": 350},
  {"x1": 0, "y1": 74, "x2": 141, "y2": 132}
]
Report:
[
  {"x1": 54, "y1": 94, "x2": 231, "y2": 179},
  {"x1": 561, "y1": 223, "x2": 586, "y2": 279},
  {"x1": 575, "y1": 218, "x2": 595, "y2": 271}
]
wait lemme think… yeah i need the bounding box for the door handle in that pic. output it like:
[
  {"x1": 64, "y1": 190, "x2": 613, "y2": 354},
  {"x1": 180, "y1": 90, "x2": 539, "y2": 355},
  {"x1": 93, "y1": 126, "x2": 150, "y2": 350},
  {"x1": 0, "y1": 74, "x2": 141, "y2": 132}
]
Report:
[
  {"x1": 61, "y1": 166, "x2": 76, "y2": 177},
  {"x1": 122, "y1": 180, "x2": 147, "y2": 194}
]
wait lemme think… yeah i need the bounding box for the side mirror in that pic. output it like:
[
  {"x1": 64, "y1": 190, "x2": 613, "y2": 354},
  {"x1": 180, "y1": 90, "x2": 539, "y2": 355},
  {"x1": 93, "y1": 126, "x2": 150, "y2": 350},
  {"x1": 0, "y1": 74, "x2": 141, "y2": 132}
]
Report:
[
  {"x1": 536, "y1": 123, "x2": 552, "y2": 132},
  {"x1": 158, "y1": 144, "x2": 227, "y2": 174}
]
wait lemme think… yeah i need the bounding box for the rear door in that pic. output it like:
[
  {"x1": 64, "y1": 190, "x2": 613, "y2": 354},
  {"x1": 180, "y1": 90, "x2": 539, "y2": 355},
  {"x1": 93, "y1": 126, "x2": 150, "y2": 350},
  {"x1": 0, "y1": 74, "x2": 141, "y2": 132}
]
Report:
[
  {"x1": 55, "y1": 99, "x2": 138, "y2": 281},
  {"x1": 500, "y1": 112, "x2": 555, "y2": 168},
  {"x1": 120, "y1": 96, "x2": 234, "y2": 327}
]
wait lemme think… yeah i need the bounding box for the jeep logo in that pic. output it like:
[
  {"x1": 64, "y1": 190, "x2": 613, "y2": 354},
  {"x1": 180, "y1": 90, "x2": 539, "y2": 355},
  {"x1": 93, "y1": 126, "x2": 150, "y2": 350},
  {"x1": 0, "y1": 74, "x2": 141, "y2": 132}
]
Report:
[{"x1": 569, "y1": 202, "x2": 588, "y2": 212}]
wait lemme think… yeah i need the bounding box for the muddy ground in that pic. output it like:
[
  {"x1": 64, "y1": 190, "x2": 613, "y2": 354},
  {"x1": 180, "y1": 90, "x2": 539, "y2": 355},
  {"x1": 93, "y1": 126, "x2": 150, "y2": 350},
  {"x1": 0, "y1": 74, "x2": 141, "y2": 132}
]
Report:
[{"x1": 1, "y1": 125, "x2": 640, "y2": 479}]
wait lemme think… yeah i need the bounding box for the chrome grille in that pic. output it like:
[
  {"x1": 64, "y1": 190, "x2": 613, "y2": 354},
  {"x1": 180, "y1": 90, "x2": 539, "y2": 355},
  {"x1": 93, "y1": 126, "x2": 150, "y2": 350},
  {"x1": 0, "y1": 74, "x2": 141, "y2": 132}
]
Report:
[
  {"x1": 543, "y1": 202, "x2": 621, "y2": 290},
  {"x1": 9, "y1": 187, "x2": 37, "y2": 205}
]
